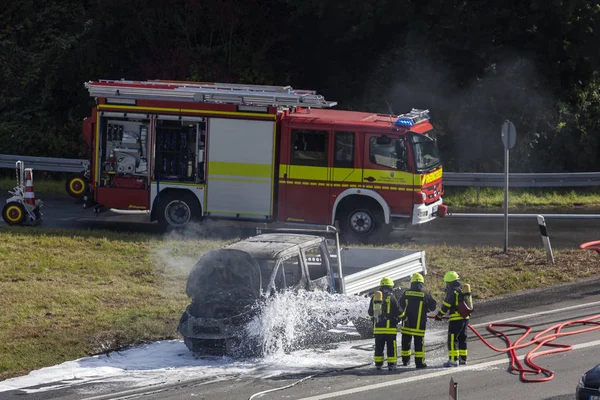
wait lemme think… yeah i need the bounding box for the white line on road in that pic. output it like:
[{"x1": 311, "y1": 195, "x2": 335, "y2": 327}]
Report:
[
  {"x1": 296, "y1": 339, "x2": 600, "y2": 400},
  {"x1": 470, "y1": 299, "x2": 600, "y2": 328}
]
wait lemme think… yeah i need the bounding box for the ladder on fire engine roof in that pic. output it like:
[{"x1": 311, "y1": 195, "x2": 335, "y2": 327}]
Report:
[{"x1": 85, "y1": 79, "x2": 338, "y2": 108}]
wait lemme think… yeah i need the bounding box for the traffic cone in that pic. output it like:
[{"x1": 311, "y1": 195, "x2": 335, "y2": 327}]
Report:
[{"x1": 24, "y1": 169, "x2": 36, "y2": 206}]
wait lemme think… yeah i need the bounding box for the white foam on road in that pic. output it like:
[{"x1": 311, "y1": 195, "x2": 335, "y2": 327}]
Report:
[
  {"x1": 0, "y1": 338, "x2": 369, "y2": 394},
  {"x1": 0, "y1": 330, "x2": 448, "y2": 395}
]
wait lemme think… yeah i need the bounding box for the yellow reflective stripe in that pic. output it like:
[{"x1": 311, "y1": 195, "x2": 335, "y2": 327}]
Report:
[
  {"x1": 401, "y1": 327, "x2": 424, "y2": 336},
  {"x1": 374, "y1": 356, "x2": 384, "y2": 362},
  {"x1": 373, "y1": 328, "x2": 397, "y2": 334},
  {"x1": 288, "y1": 165, "x2": 328, "y2": 180},
  {"x1": 416, "y1": 299, "x2": 423, "y2": 330},
  {"x1": 400, "y1": 349, "x2": 411, "y2": 356},
  {"x1": 279, "y1": 164, "x2": 424, "y2": 188},
  {"x1": 97, "y1": 104, "x2": 276, "y2": 119},
  {"x1": 209, "y1": 161, "x2": 271, "y2": 178},
  {"x1": 414, "y1": 351, "x2": 425, "y2": 357},
  {"x1": 459, "y1": 349, "x2": 467, "y2": 356},
  {"x1": 405, "y1": 291, "x2": 424, "y2": 297},
  {"x1": 422, "y1": 167, "x2": 443, "y2": 185},
  {"x1": 443, "y1": 301, "x2": 452, "y2": 307}
]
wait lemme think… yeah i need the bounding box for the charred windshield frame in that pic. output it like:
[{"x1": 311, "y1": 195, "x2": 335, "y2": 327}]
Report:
[{"x1": 409, "y1": 130, "x2": 441, "y2": 173}]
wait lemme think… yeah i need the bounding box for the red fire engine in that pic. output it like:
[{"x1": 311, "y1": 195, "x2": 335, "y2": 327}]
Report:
[{"x1": 70, "y1": 79, "x2": 447, "y2": 241}]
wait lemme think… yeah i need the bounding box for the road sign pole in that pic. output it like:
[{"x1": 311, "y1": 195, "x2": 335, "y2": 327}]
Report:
[
  {"x1": 504, "y1": 146, "x2": 509, "y2": 252},
  {"x1": 501, "y1": 120, "x2": 517, "y2": 253}
]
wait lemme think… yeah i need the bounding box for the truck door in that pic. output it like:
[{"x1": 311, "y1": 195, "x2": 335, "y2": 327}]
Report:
[
  {"x1": 329, "y1": 130, "x2": 359, "y2": 214},
  {"x1": 362, "y1": 133, "x2": 413, "y2": 214},
  {"x1": 302, "y1": 244, "x2": 332, "y2": 292},
  {"x1": 282, "y1": 127, "x2": 331, "y2": 224}
]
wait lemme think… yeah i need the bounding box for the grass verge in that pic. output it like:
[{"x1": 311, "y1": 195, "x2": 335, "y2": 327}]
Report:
[
  {"x1": 444, "y1": 186, "x2": 600, "y2": 211},
  {"x1": 1, "y1": 226, "x2": 598, "y2": 381}
]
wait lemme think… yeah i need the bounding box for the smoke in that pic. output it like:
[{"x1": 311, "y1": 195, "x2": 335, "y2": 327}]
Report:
[{"x1": 364, "y1": 31, "x2": 557, "y2": 172}]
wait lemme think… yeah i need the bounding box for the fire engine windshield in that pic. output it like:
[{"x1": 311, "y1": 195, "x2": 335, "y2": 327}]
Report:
[{"x1": 410, "y1": 131, "x2": 441, "y2": 172}]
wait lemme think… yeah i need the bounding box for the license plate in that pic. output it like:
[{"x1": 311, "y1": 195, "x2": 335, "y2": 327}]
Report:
[{"x1": 432, "y1": 205, "x2": 438, "y2": 214}]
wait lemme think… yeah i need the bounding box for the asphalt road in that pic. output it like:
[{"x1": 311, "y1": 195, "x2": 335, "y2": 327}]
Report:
[
  {"x1": 7, "y1": 277, "x2": 599, "y2": 400},
  {"x1": 2, "y1": 194, "x2": 598, "y2": 249}
]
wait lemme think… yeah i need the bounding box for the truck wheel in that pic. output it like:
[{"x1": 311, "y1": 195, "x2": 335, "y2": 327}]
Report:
[
  {"x1": 156, "y1": 192, "x2": 201, "y2": 230},
  {"x1": 2, "y1": 201, "x2": 26, "y2": 226},
  {"x1": 65, "y1": 174, "x2": 89, "y2": 199},
  {"x1": 340, "y1": 207, "x2": 389, "y2": 244}
]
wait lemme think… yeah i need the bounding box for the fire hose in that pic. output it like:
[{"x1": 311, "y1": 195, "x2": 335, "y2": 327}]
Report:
[
  {"x1": 428, "y1": 313, "x2": 600, "y2": 383},
  {"x1": 248, "y1": 313, "x2": 600, "y2": 398}
]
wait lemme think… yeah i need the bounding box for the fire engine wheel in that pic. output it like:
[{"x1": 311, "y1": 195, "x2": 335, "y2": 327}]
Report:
[
  {"x1": 65, "y1": 174, "x2": 89, "y2": 199},
  {"x1": 340, "y1": 207, "x2": 390, "y2": 244},
  {"x1": 2, "y1": 201, "x2": 26, "y2": 226},
  {"x1": 157, "y1": 192, "x2": 201, "y2": 229}
]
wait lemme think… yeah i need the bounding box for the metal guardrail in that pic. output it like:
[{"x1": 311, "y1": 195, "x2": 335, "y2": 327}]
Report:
[
  {"x1": 443, "y1": 172, "x2": 600, "y2": 187},
  {"x1": 1, "y1": 154, "x2": 599, "y2": 187},
  {"x1": 0, "y1": 154, "x2": 89, "y2": 173}
]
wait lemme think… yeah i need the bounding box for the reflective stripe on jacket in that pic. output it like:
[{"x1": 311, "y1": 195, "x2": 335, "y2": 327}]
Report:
[
  {"x1": 440, "y1": 284, "x2": 469, "y2": 321},
  {"x1": 367, "y1": 289, "x2": 403, "y2": 335},
  {"x1": 399, "y1": 286, "x2": 437, "y2": 336}
]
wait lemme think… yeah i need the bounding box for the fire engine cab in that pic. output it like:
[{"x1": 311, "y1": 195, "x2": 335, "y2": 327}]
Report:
[{"x1": 74, "y1": 79, "x2": 447, "y2": 241}]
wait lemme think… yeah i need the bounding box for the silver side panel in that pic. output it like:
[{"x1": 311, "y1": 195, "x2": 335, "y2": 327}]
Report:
[
  {"x1": 205, "y1": 118, "x2": 275, "y2": 219},
  {"x1": 341, "y1": 248, "x2": 426, "y2": 295}
]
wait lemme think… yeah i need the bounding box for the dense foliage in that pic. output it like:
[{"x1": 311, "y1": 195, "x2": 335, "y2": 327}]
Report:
[{"x1": 1, "y1": 0, "x2": 599, "y2": 172}]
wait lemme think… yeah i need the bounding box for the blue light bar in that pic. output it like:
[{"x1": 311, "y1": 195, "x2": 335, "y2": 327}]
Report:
[
  {"x1": 394, "y1": 108, "x2": 430, "y2": 127},
  {"x1": 395, "y1": 118, "x2": 415, "y2": 126}
]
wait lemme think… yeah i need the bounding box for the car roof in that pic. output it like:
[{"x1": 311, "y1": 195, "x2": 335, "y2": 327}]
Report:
[{"x1": 224, "y1": 233, "x2": 324, "y2": 259}]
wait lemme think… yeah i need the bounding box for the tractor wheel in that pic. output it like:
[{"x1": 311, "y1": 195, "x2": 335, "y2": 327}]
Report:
[
  {"x1": 2, "y1": 201, "x2": 26, "y2": 226},
  {"x1": 65, "y1": 174, "x2": 89, "y2": 199}
]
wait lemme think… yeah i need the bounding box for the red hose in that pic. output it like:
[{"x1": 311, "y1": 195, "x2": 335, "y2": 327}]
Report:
[{"x1": 428, "y1": 314, "x2": 600, "y2": 382}]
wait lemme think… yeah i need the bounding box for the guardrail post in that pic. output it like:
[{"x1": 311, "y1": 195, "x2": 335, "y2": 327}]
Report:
[{"x1": 537, "y1": 215, "x2": 555, "y2": 264}]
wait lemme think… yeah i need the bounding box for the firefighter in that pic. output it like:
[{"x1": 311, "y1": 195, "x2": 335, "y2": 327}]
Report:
[
  {"x1": 398, "y1": 272, "x2": 437, "y2": 368},
  {"x1": 435, "y1": 271, "x2": 472, "y2": 367},
  {"x1": 367, "y1": 276, "x2": 403, "y2": 370}
]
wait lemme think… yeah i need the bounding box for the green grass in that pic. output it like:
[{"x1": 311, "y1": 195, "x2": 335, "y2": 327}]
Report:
[
  {"x1": 1, "y1": 226, "x2": 599, "y2": 380},
  {"x1": 0, "y1": 177, "x2": 66, "y2": 196},
  {"x1": 443, "y1": 187, "x2": 600, "y2": 210}
]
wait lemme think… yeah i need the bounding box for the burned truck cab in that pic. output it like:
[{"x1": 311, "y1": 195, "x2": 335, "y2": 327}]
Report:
[{"x1": 178, "y1": 233, "x2": 337, "y2": 355}]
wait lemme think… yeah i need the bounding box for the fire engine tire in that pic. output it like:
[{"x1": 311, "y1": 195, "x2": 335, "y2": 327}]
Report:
[
  {"x1": 65, "y1": 175, "x2": 89, "y2": 199},
  {"x1": 156, "y1": 191, "x2": 201, "y2": 230},
  {"x1": 2, "y1": 201, "x2": 26, "y2": 226},
  {"x1": 339, "y1": 207, "x2": 389, "y2": 244}
]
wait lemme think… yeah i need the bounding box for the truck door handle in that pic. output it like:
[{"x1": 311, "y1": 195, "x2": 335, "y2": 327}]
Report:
[{"x1": 364, "y1": 176, "x2": 376, "y2": 182}]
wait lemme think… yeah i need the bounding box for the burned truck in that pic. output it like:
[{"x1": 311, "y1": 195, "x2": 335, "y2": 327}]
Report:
[{"x1": 177, "y1": 227, "x2": 427, "y2": 356}]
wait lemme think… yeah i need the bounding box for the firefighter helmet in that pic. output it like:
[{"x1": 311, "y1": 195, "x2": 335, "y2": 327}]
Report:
[
  {"x1": 444, "y1": 271, "x2": 460, "y2": 283},
  {"x1": 411, "y1": 273, "x2": 424, "y2": 283},
  {"x1": 380, "y1": 277, "x2": 394, "y2": 287}
]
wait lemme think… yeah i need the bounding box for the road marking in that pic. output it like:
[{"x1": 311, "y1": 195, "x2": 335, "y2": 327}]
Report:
[
  {"x1": 469, "y1": 299, "x2": 600, "y2": 328},
  {"x1": 297, "y1": 339, "x2": 600, "y2": 400}
]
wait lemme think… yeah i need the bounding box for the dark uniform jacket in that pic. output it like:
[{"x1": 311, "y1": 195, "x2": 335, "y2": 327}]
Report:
[
  {"x1": 399, "y1": 281, "x2": 437, "y2": 337},
  {"x1": 367, "y1": 287, "x2": 403, "y2": 335},
  {"x1": 439, "y1": 281, "x2": 470, "y2": 321}
]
